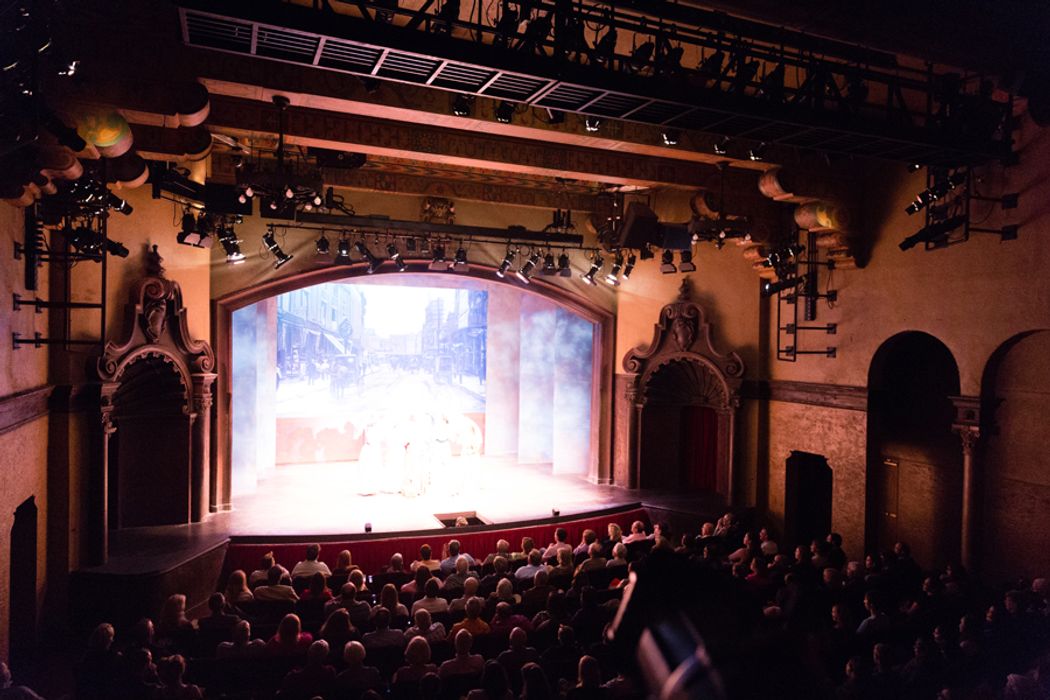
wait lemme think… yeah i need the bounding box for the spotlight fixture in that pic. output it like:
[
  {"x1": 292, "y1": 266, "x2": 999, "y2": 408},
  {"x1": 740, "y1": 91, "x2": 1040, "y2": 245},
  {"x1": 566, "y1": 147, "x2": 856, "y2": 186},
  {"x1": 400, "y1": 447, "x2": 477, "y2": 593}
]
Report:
[
  {"x1": 515, "y1": 251, "x2": 542, "y2": 284},
  {"x1": 495, "y1": 101, "x2": 515, "y2": 124},
  {"x1": 584, "y1": 116, "x2": 602, "y2": 133},
  {"x1": 907, "y1": 163, "x2": 923, "y2": 173},
  {"x1": 713, "y1": 136, "x2": 730, "y2": 156},
  {"x1": 59, "y1": 225, "x2": 130, "y2": 260},
  {"x1": 679, "y1": 249, "x2": 697, "y2": 272},
  {"x1": 899, "y1": 214, "x2": 968, "y2": 251},
  {"x1": 580, "y1": 254, "x2": 603, "y2": 285},
  {"x1": 177, "y1": 210, "x2": 214, "y2": 248},
  {"x1": 104, "y1": 193, "x2": 134, "y2": 216},
  {"x1": 604, "y1": 252, "x2": 624, "y2": 285},
  {"x1": 659, "y1": 249, "x2": 677, "y2": 274},
  {"x1": 593, "y1": 28, "x2": 617, "y2": 65},
  {"x1": 335, "y1": 237, "x2": 353, "y2": 264},
  {"x1": 662, "y1": 129, "x2": 680, "y2": 146},
  {"x1": 262, "y1": 229, "x2": 294, "y2": 269},
  {"x1": 622, "y1": 254, "x2": 637, "y2": 280},
  {"x1": 540, "y1": 253, "x2": 557, "y2": 275},
  {"x1": 496, "y1": 249, "x2": 516, "y2": 278},
  {"x1": 699, "y1": 50, "x2": 726, "y2": 81},
  {"x1": 387, "y1": 242, "x2": 408, "y2": 271},
  {"x1": 556, "y1": 253, "x2": 572, "y2": 277},
  {"x1": 218, "y1": 225, "x2": 246, "y2": 264},
  {"x1": 453, "y1": 245, "x2": 469, "y2": 271},
  {"x1": 452, "y1": 94, "x2": 473, "y2": 117},
  {"x1": 756, "y1": 63, "x2": 786, "y2": 102},
  {"x1": 429, "y1": 245, "x2": 451, "y2": 272},
  {"x1": 629, "y1": 41, "x2": 655, "y2": 73},
  {"x1": 355, "y1": 241, "x2": 382, "y2": 273},
  {"x1": 761, "y1": 275, "x2": 807, "y2": 297},
  {"x1": 748, "y1": 142, "x2": 768, "y2": 161},
  {"x1": 315, "y1": 232, "x2": 331, "y2": 256},
  {"x1": 761, "y1": 244, "x2": 805, "y2": 270},
  {"x1": 905, "y1": 171, "x2": 967, "y2": 215}
]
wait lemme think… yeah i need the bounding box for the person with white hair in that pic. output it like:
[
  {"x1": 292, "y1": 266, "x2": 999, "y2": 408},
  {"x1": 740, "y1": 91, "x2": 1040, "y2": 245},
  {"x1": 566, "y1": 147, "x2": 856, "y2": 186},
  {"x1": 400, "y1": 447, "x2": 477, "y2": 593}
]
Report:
[{"x1": 444, "y1": 555, "x2": 480, "y2": 589}]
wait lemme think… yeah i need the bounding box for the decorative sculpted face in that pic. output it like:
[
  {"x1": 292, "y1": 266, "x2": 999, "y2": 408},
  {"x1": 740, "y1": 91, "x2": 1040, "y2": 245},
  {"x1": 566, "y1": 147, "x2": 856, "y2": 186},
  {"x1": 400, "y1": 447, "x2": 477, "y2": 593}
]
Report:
[
  {"x1": 672, "y1": 316, "x2": 694, "y2": 351},
  {"x1": 143, "y1": 300, "x2": 166, "y2": 342}
]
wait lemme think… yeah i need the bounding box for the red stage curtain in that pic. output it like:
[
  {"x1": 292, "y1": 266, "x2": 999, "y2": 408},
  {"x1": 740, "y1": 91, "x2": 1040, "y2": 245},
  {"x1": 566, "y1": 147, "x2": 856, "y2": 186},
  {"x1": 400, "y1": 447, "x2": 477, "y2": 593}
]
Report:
[
  {"x1": 222, "y1": 507, "x2": 650, "y2": 582},
  {"x1": 681, "y1": 406, "x2": 718, "y2": 491}
]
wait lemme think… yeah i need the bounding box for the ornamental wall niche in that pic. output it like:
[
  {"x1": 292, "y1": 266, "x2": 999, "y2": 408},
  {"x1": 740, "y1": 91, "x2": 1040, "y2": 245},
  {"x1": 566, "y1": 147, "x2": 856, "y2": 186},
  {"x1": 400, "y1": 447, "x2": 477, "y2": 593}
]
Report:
[
  {"x1": 621, "y1": 280, "x2": 744, "y2": 502},
  {"x1": 91, "y1": 247, "x2": 216, "y2": 558}
]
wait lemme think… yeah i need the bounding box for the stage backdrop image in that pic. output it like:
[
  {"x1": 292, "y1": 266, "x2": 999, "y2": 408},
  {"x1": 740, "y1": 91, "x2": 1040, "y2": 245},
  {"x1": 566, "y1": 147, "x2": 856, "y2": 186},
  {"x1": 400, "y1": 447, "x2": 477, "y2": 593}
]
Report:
[{"x1": 230, "y1": 275, "x2": 595, "y2": 500}]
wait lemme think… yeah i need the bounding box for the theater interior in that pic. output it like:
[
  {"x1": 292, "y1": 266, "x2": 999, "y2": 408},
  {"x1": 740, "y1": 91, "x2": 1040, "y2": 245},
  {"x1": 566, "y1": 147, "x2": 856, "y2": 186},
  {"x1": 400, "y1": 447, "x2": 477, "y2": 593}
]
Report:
[{"x1": 2, "y1": 0, "x2": 1050, "y2": 697}]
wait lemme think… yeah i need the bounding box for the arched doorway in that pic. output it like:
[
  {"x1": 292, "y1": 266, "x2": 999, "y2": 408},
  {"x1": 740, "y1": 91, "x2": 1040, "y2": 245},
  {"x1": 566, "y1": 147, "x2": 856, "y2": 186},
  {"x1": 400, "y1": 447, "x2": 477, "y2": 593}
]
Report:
[
  {"x1": 624, "y1": 284, "x2": 743, "y2": 501},
  {"x1": 980, "y1": 330, "x2": 1050, "y2": 580},
  {"x1": 866, "y1": 332, "x2": 962, "y2": 568}
]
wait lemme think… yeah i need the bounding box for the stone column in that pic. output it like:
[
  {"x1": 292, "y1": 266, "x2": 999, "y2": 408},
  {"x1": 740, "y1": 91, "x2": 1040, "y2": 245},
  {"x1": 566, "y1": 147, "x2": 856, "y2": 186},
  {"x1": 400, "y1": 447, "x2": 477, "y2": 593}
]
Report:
[
  {"x1": 89, "y1": 383, "x2": 118, "y2": 566},
  {"x1": 950, "y1": 395, "x2": 981, "y2": 573},
  {"x1": 191, "y1": 373, "x2": 217, "y2": 522},
  {"x1": 624, "y1": 376, "x2": 643, "y2": 490}
]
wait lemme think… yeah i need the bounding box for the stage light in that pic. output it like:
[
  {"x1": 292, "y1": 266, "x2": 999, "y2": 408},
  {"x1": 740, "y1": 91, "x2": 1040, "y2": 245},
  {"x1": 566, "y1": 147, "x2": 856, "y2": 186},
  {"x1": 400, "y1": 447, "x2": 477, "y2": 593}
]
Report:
[
  {"x1": 453, "y1": 245, "x2": 469, "y2": 271},
  {"x1": 762, "y1": 244, "x2": 804, "y2": 270},
  {"x1": 218, "y1": 225, "x2": 246, "y2": 264},
  {"x1": 452, "y1": 94, "x2": 473, "y2": 117},
  {"x1": 713, "y1": 136, "x2": 730, "y2": 156},
  {"x1": 177, "y1": 210, "x2": 214, "y2": 248},
  {"x1": 639, "y1": 246, "x2": 654, "y2": 260},
  {"x1": 515, "y1": 251, "x2": 542, "y2": 284},
  {"x1": 238, "y1": 192, "x2": 248, "y2": 205},
  {"x1": 364, "y1": 522, "x2": 372, "y2": 533},
  {"x1": 496, "y1": 249, "x2": 516, "y2": 278},
  {"x1": 312, "y1": 193, "x2": 323, "y2": 207},
  {"x1": 232, "y1": 153, "x2": 245, "y2": 170},
  {"x1": 315, "y1": 233, "x2": 331, "y2": 256},
  {"x1": 594, "y1": 28, "x2": 617, "y2": 65},
  {"x1": 748, "y1": 143, "x2": 768, "y2": 161},
  {"x1": 699, "y1": 50, "x2": 725, "y2": 81},
  {"x1": 628, "y1": 41, "x2": 654, "y2": 73},
  {"x1": 729, "y1": 58, "x2": 760, "y2": 94},
  {"x1": 622, "y1": 254, "x2": 636, "y2": 280},
  {"x1": 495, "y1": 101, "x2": 515, "y2": 124},
  {"x1": 905, "y1": 171, "x2": 967, "y2": 215},
  {"x1": 660, "y1": 249, "x2": 676, "y2": 274},
  {"x1": 335, "y1": 237, "x2": 353, "y2": 264},
  {"x1": 679, "y1": 249, "x2": 696, "y2": 272},
  {"x1": 761, "y1": 275, "x2": 806, "y2": 297},
  {"x1": 244, "y1": 186, "x2": 254, "y2": 198},
  {"x1": 386, "y1": 241, "x2": 403, "y2": 265},
  {"x1": 60, "y1": 225, "x2": 130, "y2": 260},
  {"x1": 268, "y1": 199, "x2": 279, "y2": 212},
  {"x1": 284, "y1": 186, "x2": 295, "y2": 199},
  {"x1": 356, "y1": 241, "x2": 382, "y2": 273},
  {"x1": 604, "y1": 252, "x2": 624, "y2": 285},
  {"x1": 907, "y1": 163, "x2": 923, "y2": 173},
  {"x1": 104, "y1": 192, "x2": 133, "y2": 216},
  {"x1": 429, "y1": 245, "x2": 451, "y2": 271},
  {"x1": 263, "y1": 229, "x2": 294, "y2": 269},
  {"x1": 540, "y1": 253, "x2": 557, "y2": 275},
  {"x1": 557, "y1": 253, "x2": 572, "y2": 277},
  {"x1": 580, "y1": 255, "x2": 603, "y2": 285},
  {"x1": 662, "y1": 129, "x2": 680, "y2": 146},
  {"x1": 435, "y1": 0, "x2": 460, "y2": 25},
  {"x1": 899, "y1": 214, "x2": 967, "y2": 251},
  {"x1": 756, "y1": 63, "x2": 786, "y2": 102},
  {"x1": 584, "y1": 117, "x2": 602, "y2": 133}
]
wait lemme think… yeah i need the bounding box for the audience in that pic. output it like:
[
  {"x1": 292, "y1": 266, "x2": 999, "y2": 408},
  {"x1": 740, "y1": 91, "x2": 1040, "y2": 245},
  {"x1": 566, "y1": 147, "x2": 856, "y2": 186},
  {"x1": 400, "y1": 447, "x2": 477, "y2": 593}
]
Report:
[
  {"x1": 497, "y1": 626, "x2": 539, "y2": 693},
  {"x1": 335, "y1": 641, "x2": 383, "y2": 696},
  {"x1": 325, "y1": 581, "x2": 370, "y2": 623},
  {"x1": 280, "y1": 639, "x2": 336, "y2": 699},
  {"x1": 0, "y1": 662, "x2": 44, "y2": 700},
  {"x1": 440, "y1": 629, "x2": 485, "y2": 679},
  {"x1": 413, "y1": 578, "x2": 450, "y2": 615},
  {"x1": 468, "y1": 659, "x2": 514, "y2": 700},
  {"x1": 291, "y1": 543, "x2": 332, "y2": 579},
  {"x1": 254, "y1": 565, "x2": 299, "y2": 602},
  {"x1": 412, "y1": 544, "x2": 442, "y2": 573},
  {"x1": 607, "y1": 542, "x2": 628, "y2": 568},
  {"x1": 513, "y1": 537, "x2": 536, "y2": 563},
  {"x1": 363, "y1": 608, "x2": 407, "y2": 649},
  {"x1": 542, "y1": 528, "x2": 573, "y2": 563},
  {"x1": 216, "y1": 619, "x2": 266, "y2": 658},
  {"x1": 373, "y1": 582, "x2": 409, "y2": 620},
  {"x1": 449, "y1": 577, "x2": 481, "y2": 615},
  {"x1": 622, "y1": 521, "x2": 648, "y2": 544},
  {"x1": 318, "y1": 608, "x2": 357, "y2": 659},
  {"x1": 395, "y1": 636, "x2": 440, "y2": 683},
  {"x1": 155, "y1": 654, "x2": 202, "y2": 700},
  {"x1": 300, "y1": 571, "x2": 333, "y2": 602},
  {"x1": 403, "y1": 564, "x2": 438, "y2": 596},
  {"x1": 449, "y1": 597, "x2": 491, "y2": 639},
  {"x1": 332, "y1": 548, "x2": 360, "y2": 577},
  {"x1": 441, "y1": 540, "x2": 476, "y2": 576},
  {"x1": 573, "y1": 530, "x2": 599, "y2": 560},
  {"x1": 224, "y1": 569, "x2": 254, "y2": 606},
  {"x1": 446, "y1": 555, "x2": 482, "y2": 589},
  {"x1": 515, "y1": 550, "x2": 549, "y2": 581},
  {"x1": 574, "y1": 543, "x2": 607, "y2": 578},
  {"x1": 406, "y1": 608, "x2": 448, "y2": 644},
  {"x1": 521, "y1": 662, "x2": 554, "y2": 700},
  {"x1": 267, "y1": 613, "x2": 313, "y2": 656},
  {"x1": 249, "y1": 553, "x2": 288, "y2": 587},
  {"x1": 483, "y1": 539, "x2": 513, "y2": 566},
  {"x1": 196, "y1": 592, "x2": 239, "y2": 635}
]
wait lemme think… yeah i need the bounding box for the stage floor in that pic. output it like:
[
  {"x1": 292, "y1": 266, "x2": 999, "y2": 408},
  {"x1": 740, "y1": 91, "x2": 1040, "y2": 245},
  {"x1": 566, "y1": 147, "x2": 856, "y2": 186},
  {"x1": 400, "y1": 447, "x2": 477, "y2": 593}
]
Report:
[{"x1": 227, "y1": 457, "x2": 636, "y2": 536}]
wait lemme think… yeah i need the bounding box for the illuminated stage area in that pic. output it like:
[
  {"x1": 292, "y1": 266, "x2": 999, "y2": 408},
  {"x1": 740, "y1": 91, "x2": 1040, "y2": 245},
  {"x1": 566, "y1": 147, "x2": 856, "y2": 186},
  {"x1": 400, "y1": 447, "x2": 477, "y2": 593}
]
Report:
[{"x1": 227, "y1": 457, "x2": 633, "y2": 536}]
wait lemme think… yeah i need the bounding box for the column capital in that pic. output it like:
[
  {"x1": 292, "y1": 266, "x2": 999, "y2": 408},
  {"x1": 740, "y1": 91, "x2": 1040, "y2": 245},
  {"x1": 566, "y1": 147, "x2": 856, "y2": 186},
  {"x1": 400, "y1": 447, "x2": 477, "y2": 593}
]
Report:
[
  {"x1": 949, "y1": 394, "x2": 981, "y2": 430},
  {"x1": 955, "y1": 424, "x2": 980, "y2": 456}
]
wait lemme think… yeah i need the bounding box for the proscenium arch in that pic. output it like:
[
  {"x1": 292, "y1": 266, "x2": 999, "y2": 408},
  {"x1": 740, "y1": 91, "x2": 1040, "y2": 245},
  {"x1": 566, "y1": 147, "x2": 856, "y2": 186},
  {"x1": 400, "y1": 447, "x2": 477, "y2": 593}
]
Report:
[
  {"x1": 641, "y1": 354, "x2": 732, "y2": 407},
  {"x1": 210, "y1": 260, "x2": 616, "y2": 509}
]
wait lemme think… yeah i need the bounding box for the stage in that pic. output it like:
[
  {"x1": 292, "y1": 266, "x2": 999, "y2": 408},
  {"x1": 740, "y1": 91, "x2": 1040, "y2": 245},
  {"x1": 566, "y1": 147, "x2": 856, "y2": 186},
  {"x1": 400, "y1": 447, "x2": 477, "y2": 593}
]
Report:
[{"x1": 227, "y1": 457, "x2": 636, "y2": 536}]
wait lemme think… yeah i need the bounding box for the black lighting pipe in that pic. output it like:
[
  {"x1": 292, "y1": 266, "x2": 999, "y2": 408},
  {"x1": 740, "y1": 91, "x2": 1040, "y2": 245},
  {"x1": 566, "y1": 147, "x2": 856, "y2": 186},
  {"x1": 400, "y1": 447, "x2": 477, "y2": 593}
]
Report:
[{"x1": 293, "y1": 211, "x2": 584, "y2": 246}]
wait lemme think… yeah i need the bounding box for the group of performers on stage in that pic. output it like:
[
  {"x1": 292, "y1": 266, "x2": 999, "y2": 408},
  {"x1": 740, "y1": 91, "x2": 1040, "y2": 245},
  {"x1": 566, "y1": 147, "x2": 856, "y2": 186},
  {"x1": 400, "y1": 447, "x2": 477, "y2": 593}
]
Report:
[{"x1": 353, "y1": 411, "x2": 482, "y2": 498}]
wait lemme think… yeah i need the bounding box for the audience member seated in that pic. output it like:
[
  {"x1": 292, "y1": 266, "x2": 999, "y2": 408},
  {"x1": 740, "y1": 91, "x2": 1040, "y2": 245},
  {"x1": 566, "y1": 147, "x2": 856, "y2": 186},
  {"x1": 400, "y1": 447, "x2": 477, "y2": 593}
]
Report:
[
  {"x1": 250, "y1": 553, "x2": 289, "y2": 588},
  {"x1": 566, "y1": 655, "x2": 606, "y2": 700},
  {"x1": 483, "y1": 539, "x2": 512, "y2": 567},
  {"x1": 156, "y1": 594, "x2": 197, "y2": 655},
  {"x1": 441, "y1": 540, "x2": 477, "y2": 576},
  {"x1": 403, "y1": 565, "x2": 438, "y2": 596},
  {"x1": 467, "y1": 659, "x2": 513, "y2": 700},
  {"x1": 439, "y1": 630, "x2": 485, "y2": 679},
  {"x1": 486, "y1": 579, "x2": 521, "y2": 618},
  {"x1": 279, "y1": 639, "x2": 337, "y2": 699},
  {"x1": 497, "y1": 627, "x2": 539, "y2": 693},
  {"x1": 520, "y1": 662, "x2": 553, "y2": 700},
  {"x1": 542, "y1": 528, "x2": 573, "y2": 563},
  {"x1": 216, "y1": 619, "x2": 266, "y2": 658},
  {"x1": 514, "y1": 550, "x2": 549, "y2": 582},
  {"x1": 449, "y1": 577, "x2": 481, "y2": 615},
  {"x1": 327, "y1": 582, "x2": 371, "y2": 625},
  {"x1": 301, "y1": 571, "x2": 333, "y2": 602},
  {"x1": 348, "y1": 568, "x2": 370, "y2": 597},
  {"x1": 523, "y1": 570, "x2": 555, "y2": 617},
  {"x1": 291, "y1": 543, "x2": 333, "y2": 580},
  {"x1": 335, "y1": 641, "x2": 384, "y2": 696},
  {"x1": 225, "y1": 569, "x2": 254, "y2": 607},
  {"x1": 364, "y1": 608, "x2": 408, "y2": 650},
  {"x1": 548, "y1": 549, "x2": 575, "y2": 581},
  {"x1": 512, "y1": 537, "x2": 535, "y2": 563},
  {"x1": 75, "y1": 623, "x2": 122, "y2": 700},
  {"x1": 856, "y1": 591, "x2": 891, "y2": 638},
  {"x1": 569, "y1": 588, "x2": 606, "y2": 646},
  {"x1": 268, "y1": 613, "x2": 313, "y2": 656},
  {"x1": 374, "y1": 583, "x2": 410, "y2": 620},
  {"x1": 197, "y1": 592, "x2": 240, "y2": 637},
  {"x1": 413, "y1": 578, "x2": 450, "y2": 615},
  {"x1": 606, "y1": 543, "x2": 627, "y2": 569},
  {"x1": 574, "y1": 544, "x2": 607, "y2": 579},
  {"x1": 386, "y1": 553, "x2": 408, "y2": 574},
  {"x1": 154, "y1": 654, "x2": 202, "y2": 700},
  {"x1": 728, "y1": 531, "x2": 758, "y2": 566},
  {"x1": 490, "y1": 601, "x2": 532, "y2": 637},
  {"x1": 622, "y1": 521, "x2": 648, "y2": 544},
  {"x1": 114, "y1": 647, "x2": 158, "y2": 700},
  {"x1": 573, "y1": 530, "x2": 598, "y2": 560},
  {"x1": 412, "y1": 544, "x2": 442, "y2": 573},
  {"x1": 405, "y1": 608, "x2": 447, "y2": 644},
  {"x1": 695, "y1": 522, "x2": 722, "y2": 553},
  {"x1": 449, "y1": 597, "x2": 491, "y2": 639},
  {"x1": 531, "y1": 593, "x2": 569, "y2": 648},
  {"x1": 255, "y1": 565, "x2": 300, "y2": 603},
  {"x1": 332, "y1": 548, "x2": 360, "y2": 577},
  {"x1": 604, "y1": 524, "x2": 623, "y2": 548},
  {"x1": 480, "y1": 556, "x2": 512, "y2": 595},
  {"x1": 757, "y1": 527, "x2": 779, "y2": 557},
  {"x1": 319, "y1": 608, "x2": 357, "y2": 659},
  {"x1": 539, "y1": 625, "x2": 582, "y2": 685},
  {"x1": 0, "y1": 662, "x2": 44, "y2": 700},
  {"x1": 445, "y1": 555, "x2": 481, "y2": 590},
  {"x1": 394, "y1": 636, "x2": 440, "y2": 683}
]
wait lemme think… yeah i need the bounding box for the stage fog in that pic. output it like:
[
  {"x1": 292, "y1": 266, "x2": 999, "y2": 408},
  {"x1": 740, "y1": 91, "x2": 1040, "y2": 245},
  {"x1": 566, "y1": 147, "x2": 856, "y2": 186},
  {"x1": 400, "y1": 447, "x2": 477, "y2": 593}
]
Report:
[{"x1": 230, "y1": 275, "x2": 596, "y2": 502}]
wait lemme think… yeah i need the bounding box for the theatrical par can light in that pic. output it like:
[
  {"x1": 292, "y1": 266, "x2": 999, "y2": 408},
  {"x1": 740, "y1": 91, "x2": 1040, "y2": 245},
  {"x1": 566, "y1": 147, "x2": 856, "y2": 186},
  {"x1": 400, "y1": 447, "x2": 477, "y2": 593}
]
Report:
[
  {"x1": 218, "y1": 225, "x2": 246, "y2": 264},
  {"x1": 540, "y1": 253, "x2": 557, "y2": 275},
  {"x1": 660, "y1": 249, "x2": 677, "y2": 274},
  {"x1": 453, "y1": 245, "x2": 469, "y2": 271},
  {"x1": 622, "y1": 254, "x2": 637, "y2": 280},
  {"x1": 495, "y1": 101, "x2": 515, "y2": 124},
  {"x1": 388, "y1": 243, "x2": 409, "y2": 271},
  {"x1": 429, "y1": 245, "x2": 450, "y2": 272},
  {"x1": 335, "y1": 237, "x2": 352, "y2": 264},
  {"x1": 580, "y1": 255, "x2": 603, "y2": 285},
  {"x1": 355, "y1": 241, "x2": 382, "y2": 273},
  {"x1": 604, "y1": 252, "x2": 624, "y2": 285},
  {"x1": 761, "y1": 274, "x2": 806, "y2": 297},
  {"x1": 315, "y1": 233, "x2": 331, "y2": 256},
  {"x1": 263, "y1": 230, "x2": 294, "y2": 269},
  {"x1": 515, "y1": 251, "x2": 542, "y2": 284},
  {"x1": 679, "y1": 249, "x2": 697, "y2": 273},
  {"x1": 496, "y1": 249, "x2": 516, "y2": 278},
  {"x1": 177, "y1": 211, "x2": 214, "y2": 248},
  {"x1": 557, "y1": 253, "x2": 572, "y2": 277}
]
